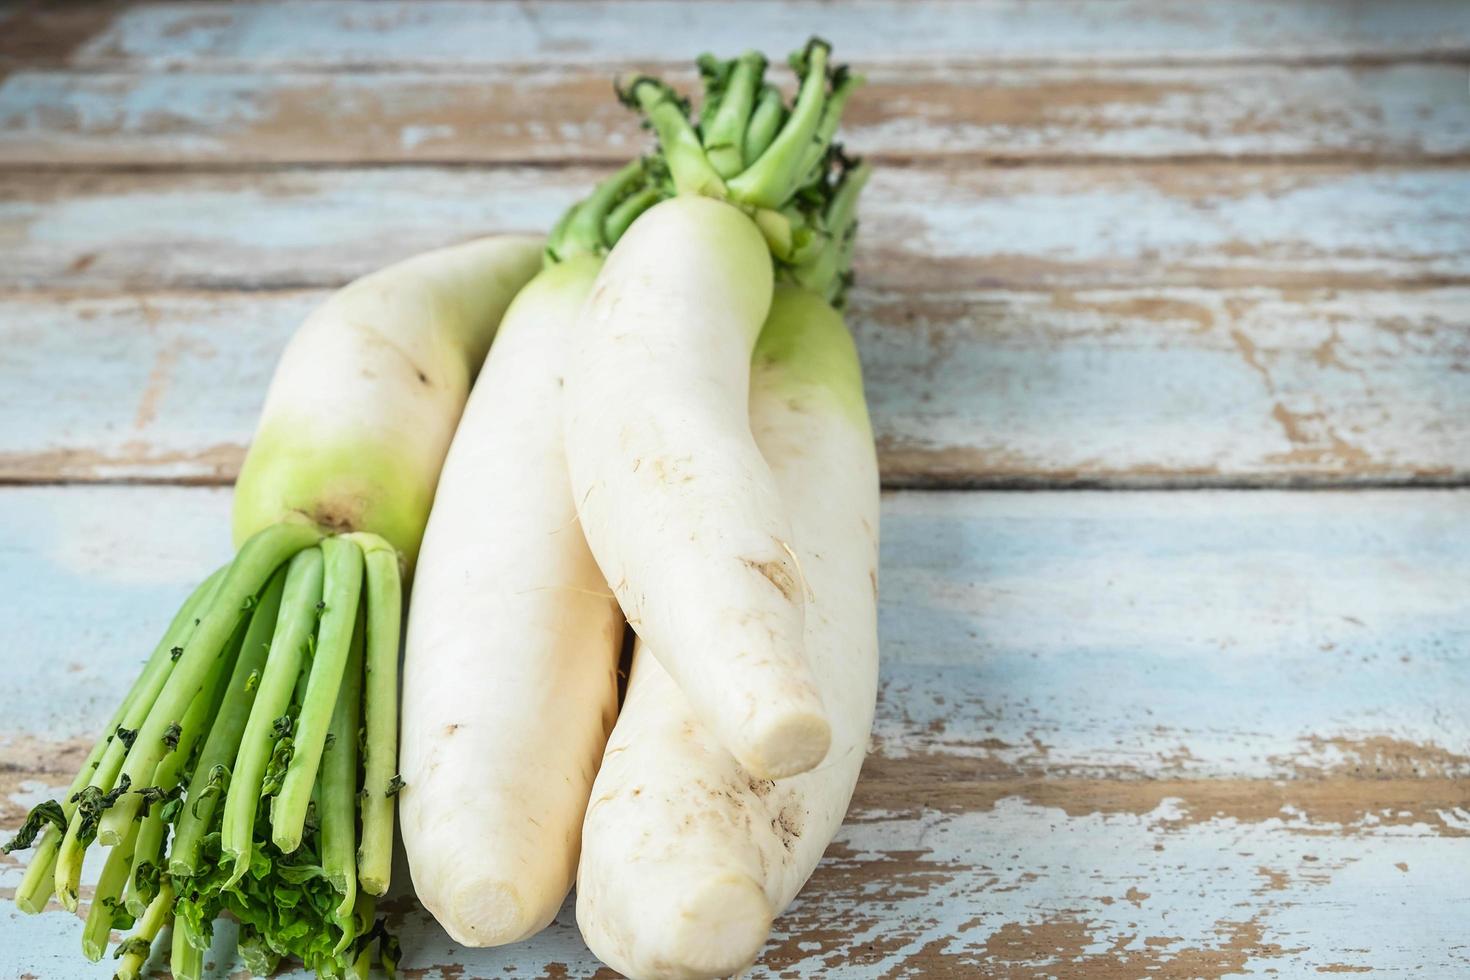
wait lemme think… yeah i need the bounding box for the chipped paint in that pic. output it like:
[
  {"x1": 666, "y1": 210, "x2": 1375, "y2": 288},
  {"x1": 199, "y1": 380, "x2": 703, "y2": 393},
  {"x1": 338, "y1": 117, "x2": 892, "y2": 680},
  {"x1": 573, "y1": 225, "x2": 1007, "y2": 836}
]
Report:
[
  {"x1": 53, "y1": 1, "x2": 1470, "y2": 69},
  {"x1": 3, "y1": 166, "x2": 1469, "y2": 293},
  {"x1": 3, "y1": 285, "x2": 1468, "y2": 487},
  {"x1": 3, "y1": 63, "x2": 1469, "y2": 166},
  {"x1": 2, "y1": 1, "x2": 1468, "y2": 975}
]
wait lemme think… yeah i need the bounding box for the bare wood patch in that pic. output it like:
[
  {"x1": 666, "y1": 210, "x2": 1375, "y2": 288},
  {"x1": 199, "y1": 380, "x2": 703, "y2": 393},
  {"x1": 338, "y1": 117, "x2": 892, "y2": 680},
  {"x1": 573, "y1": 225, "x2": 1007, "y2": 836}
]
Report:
[{"x1": 3, "y1": 64, "x2": 1467, "y2": 167}]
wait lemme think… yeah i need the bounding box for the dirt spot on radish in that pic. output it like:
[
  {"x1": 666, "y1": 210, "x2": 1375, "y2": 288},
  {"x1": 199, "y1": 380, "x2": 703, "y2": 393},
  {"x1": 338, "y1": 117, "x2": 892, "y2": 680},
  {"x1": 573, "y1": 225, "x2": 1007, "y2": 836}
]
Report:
[
  {"x1": 772, "y1": 802, "x2": 803, "y2": 851},
  {"x1": 443, "y1": 723, "x2": 460, "y2": 736},
  {"x1": 742, "y1": 557, "x2": 797, "y2": 602},
  {"x1": 748, "y1": 776, "x2": 775, "y2": 798},
  {"x1": 299, "y1": 500, "x2": 364, "y2": 535}
]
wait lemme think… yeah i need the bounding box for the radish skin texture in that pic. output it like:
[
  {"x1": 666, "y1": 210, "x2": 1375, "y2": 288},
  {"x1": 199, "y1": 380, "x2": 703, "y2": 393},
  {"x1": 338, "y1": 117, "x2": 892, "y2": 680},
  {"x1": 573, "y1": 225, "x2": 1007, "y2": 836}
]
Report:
[
  {"x1": 564, "y1": 196, "x2": 831, "y2": 780},
  {"x1": 233, "y1": 235, "x2": 544, "y2": 566},
  {"x1": 402, "y1": 254, "x2": 623, "y2": 947},
  {"x1": 577, "y1": 286, "x2": 880, "y2": 979}
]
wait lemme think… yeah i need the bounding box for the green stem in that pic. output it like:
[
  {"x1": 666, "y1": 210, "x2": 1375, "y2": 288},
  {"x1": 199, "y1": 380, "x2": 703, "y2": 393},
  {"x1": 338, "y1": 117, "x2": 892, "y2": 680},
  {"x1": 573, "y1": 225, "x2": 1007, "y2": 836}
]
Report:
[
  {"x1": 124, "y1": 660, "x2": 221, "y2": 915},
  {"x1": 168, "y1": 566, "x2": 287, "y2": 875},
  {"x1": 700, "y1": 51, "x2": 766, "y2": 178},
  {"x1": 81, "y1": 819, "x2": 138, "y2": 961},
  {"x1": 797, "y1": 67, "x2": 863, "y2": 186},
  {"x1": 321, "y1": 608, "x2": 364, "y2": 948},
  {"x1": 542, "y1": 203, "x2": 577, "y2": 266},
  {"x1": 624, "y1": 76, "x2": 726, "y2": 197},
  {"x1": 787, "y1": 159, "x2": 871, "y2": 301},
  {"x1": 171, "y1": 913, "x2": 204, "y2": 980},
  {"x1": 602, "y1": 185, "x2": 664, "y2": 245},
  {"x1": 51, "y1": 565, "x2": 228, "y2": 911},
  {"x1": 272, "y1": 536, "x2": 362, "y2": 852},
  {"x1": 726, "y1": 38, "x2": 833, "y2": 208},
  {"x1": 348, "y1": 892, "x2": 379, "y2": 979},
  {"x1": 14, "y1": 832, "x2": 61, "y2": 914},
  {"x1": 743, "y1": 84, "x2": 785, "y2": 166},
  {"x1": 548, "y1": 158, "x2": 650, "y2": 261},
  {"x1": 122, "y1": 808, "x2": 165, "y2": 919},
  {"x1": 347, "y1": 533, "x2": 401, "y2": 896},
  {"x1": 100, "y1": 522, "x2": 321, "y2": 846},
  {"x1": 222, "y1": 547, "x2": 324, "y2": 883},
  {"x1": 113, "y1": 880, "x2": 173, "y2": 980}
]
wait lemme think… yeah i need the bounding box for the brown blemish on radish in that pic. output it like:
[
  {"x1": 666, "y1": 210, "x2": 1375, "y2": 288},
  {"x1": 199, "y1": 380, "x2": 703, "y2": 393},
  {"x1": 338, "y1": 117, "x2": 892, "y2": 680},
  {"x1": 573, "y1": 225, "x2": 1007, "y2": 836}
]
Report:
[
  {"x1": 741, "y1": 557, "x2": 797, "y2": 602},
  {"x1": 772, "y1": 802, "x2": 804, "y2": 851},
  {"x1": 299, "y1": 500, "x2": 364, "y2": 535}
]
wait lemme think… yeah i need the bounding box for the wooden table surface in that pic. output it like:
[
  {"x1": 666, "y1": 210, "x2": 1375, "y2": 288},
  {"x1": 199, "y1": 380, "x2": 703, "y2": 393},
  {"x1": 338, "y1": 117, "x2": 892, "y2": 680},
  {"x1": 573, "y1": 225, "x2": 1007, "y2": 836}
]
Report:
[{"x1": 2, "y1": 2, "x2": 1468, "y2": 977}]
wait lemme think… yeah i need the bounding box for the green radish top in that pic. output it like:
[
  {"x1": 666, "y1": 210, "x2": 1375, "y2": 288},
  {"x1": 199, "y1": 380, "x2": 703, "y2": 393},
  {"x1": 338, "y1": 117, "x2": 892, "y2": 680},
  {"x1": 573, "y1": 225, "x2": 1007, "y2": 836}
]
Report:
[{"x1": 546, "y1": 38, "x2": 870, "y2": 306}]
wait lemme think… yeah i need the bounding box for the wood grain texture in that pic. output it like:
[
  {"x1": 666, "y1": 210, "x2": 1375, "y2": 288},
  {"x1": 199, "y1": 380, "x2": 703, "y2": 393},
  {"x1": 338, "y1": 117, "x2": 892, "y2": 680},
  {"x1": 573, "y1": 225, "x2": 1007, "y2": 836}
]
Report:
[
  {"x1": 3, "y1": 487, "x2": 1468, "y2": 976},
  {"x1": 2, "y1": 286, "x2": 1467, "y2": 487},
  {"x1": 1, "y1": 0, "x2": 1467, "y2": 976},
  {"x1": 4, "y1": 62, "x2": 1468, "y2": 167},
  {"x1": 9, "y1": 0, "x2": 1468, "y2": 70},
  {"x1": 3, "y1": 164, "x2": 1468, "y2": 292}
]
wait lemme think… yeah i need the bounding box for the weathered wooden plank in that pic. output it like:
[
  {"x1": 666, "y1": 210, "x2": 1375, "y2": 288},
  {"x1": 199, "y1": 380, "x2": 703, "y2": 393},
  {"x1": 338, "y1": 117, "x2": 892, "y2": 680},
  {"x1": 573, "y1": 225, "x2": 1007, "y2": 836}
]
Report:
[
  {"x1": 5, "y1": 773, "x2": 1469, "y2": 977},
  {"x1": 2, "y1": 286, "x2": 1467, "y2": 486},
  {"x1": 3, "y1": 165, "x2": 1467, "y2": 292},
  {"x1": 4, "y1": 62, "x2": 1468, "y2": 166},
  {"x1": 0, "y1": 486, "x2": 1465, "y2": 774},
  {"x1": 3, "y1": 486, "x2": 1468, "y2": 975},
  {"x1": 9, "y1": 1, "x2": 1468, "y2": 71}
]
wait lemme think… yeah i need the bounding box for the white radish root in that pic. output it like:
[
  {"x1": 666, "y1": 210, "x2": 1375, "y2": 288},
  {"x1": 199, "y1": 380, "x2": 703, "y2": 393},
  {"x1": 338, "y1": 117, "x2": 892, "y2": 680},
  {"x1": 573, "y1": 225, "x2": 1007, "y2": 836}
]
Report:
[
  {"x1": 564, "y1": 196, "x2": 831, "y2": 780},
  {"x1": 576, "y1": 286, "x2": 880, "y2": 979},
  {"x1": 234, "y1": 234, "x2": 544, "y2": 566},
  {"x1": 402, "y1": 254, "x2": 624, "y2": 946}
]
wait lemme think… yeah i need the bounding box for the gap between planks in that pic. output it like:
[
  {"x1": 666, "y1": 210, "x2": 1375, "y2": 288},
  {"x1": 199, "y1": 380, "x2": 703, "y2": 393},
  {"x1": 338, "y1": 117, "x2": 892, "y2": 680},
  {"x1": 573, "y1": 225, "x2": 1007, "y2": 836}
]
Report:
[
  {"x1": 7, "y1": 153, "x2": 1470, "y2": 175},
  {"x1": 2, "y1": 0, "x2": 1469, "y2": 72},
  {"x1": 5, "y1": 476, "x2": 1470, "y2": 493}
]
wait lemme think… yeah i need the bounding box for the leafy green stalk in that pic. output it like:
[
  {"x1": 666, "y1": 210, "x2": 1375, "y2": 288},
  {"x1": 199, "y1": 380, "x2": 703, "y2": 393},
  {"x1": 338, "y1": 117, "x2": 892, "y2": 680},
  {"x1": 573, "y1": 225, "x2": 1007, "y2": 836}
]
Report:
[
  {"x1": 100, "y1": 523, "x2": 322, "y2": 845},
  {"x1": 347, "y1": 533, "x2": 402, "y2": 896},
  {"x1": 621, "y1": 76, "x2": 727, "y2": 198},
  {"x1": 124, "y1": 651, "x2": 225, "y2": 916},
  {"x1": 743, "y1": 84, "x2": 785, "y2": 166},
  {"x1": 788, "y1": 159, "x2": 871, "y2": 303},
  {"x1": 122, "y1": 822, "x2": 164, "y2": 919},
  {"x1": 222, "y1": 547, "x2": 325, "y2": 884},
  {"x1": 112, "y1": 879, "x2": 173, "y2": 980},
  {"x1": 550, "y1": 38, "x2": 866, "y2": 302},
  {"x1": 603, "y1": 184, "x2": 666, "y2": 245},
  {"x1": 272, "y1": 536, "x2": 362, "y2": 852},
  {"x1": 80, "y1": 819, "x2": 138, "y2": 961},
  {"x1": 48, "y1": 565, "x2": 228, "y2": 911},
  {"x1": 726, "y1": 38, "x2": 837, "y2": 208},
  {"x1": 12, "y1": 839, "x2": 64, "y2": 916},
  {"x1": 8, "y1": 569, "x2": 226, "y2": 863},
  {"x1": 172, "y1": 911, "x2": 205, "y2": 980},
  {"x1": 698, "y1": 51, "x2": 766, "y2": 177},
  {"x1": 545, "y1": 158, "x2": 654, "y2": 263},
  {"x1": 169, "y1": 566, "x2": 287, "y2": 875},
  {"x1": 320, "y1": 610, "x2": 364, "y2": 949},
  {"x1": 797, "y1": 67, "x2": 863, "y2": 187}
]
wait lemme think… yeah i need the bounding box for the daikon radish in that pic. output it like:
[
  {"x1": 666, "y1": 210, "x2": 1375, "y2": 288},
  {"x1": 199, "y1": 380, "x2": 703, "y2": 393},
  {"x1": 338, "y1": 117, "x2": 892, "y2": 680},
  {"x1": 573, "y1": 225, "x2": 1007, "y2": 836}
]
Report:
[
  {"x1": 564, "y1": 40, "x2": 861, "y2": 779},
  {"x1": 577, "y1": 284, "x2": 879, "y2": 979}
]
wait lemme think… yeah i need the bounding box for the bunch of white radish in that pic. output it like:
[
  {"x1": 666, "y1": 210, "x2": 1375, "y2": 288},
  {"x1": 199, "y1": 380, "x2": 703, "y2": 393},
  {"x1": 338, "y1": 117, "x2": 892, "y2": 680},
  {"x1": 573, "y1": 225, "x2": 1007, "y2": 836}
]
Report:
[
  {"x1": 402, "y1": 39, "x2": 881, "y2": 978},
  {"x1": 3, "y1": 35, "x2": 880, "y2": 980}
]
